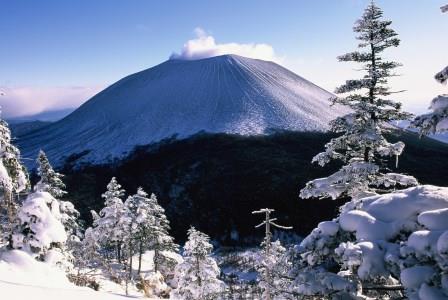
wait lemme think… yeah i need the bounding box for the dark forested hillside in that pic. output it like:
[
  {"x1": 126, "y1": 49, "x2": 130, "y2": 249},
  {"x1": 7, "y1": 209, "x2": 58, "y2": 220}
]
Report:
[{"x1": 57, "y1": 130, "x2": 448, "y2": 245}]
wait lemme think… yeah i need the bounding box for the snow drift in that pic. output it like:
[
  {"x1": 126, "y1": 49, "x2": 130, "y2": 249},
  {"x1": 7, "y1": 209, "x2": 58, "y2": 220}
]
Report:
[
  {"x1": 298, "y1": 185, "x2": 448, "y2": 299},
  {"x1": 0, "y1": 250, "x2": 131, "y2": 299},
  {"x1": 17, "y1": 54, "x2": 348, "y2": 166}
]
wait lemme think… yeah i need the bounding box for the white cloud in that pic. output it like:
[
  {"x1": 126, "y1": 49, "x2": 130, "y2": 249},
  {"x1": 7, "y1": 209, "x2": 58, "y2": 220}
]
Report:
[
  {"x1": 170, "y1": 27, "x2": 281, "y2": 62},
  {"x1": 0, "y1": 85, "x2": 104, "y2": 119}
]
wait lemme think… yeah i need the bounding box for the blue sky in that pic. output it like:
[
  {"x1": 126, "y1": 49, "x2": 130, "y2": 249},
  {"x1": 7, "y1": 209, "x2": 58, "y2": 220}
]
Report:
[{"x1": 1, "y1": 0, "x2": 447, "y2": 117}]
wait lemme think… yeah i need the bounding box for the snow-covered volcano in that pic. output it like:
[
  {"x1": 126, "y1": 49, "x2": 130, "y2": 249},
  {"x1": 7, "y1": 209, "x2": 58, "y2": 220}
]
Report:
[{"x1": 18, "y1": 55, "x2": 348, "y2": 166}]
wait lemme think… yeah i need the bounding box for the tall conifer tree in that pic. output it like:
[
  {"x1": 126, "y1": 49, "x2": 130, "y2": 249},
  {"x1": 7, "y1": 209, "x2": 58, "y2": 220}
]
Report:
[{"x1": 301, "y1": 2, "x2": 417, "y2": 200}]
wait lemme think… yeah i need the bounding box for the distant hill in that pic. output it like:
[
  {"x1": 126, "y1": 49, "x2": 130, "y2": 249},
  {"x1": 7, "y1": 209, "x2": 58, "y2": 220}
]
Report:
[
  {"x1": 10, "y1": 121, "x2": 52, "y2": 137},
  {"x1": 8, "y1": 108, "x2": 74, "y2": 123}
]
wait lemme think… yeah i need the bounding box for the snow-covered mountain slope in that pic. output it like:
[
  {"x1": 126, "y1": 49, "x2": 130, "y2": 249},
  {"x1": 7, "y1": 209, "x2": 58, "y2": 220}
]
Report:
[
  {"x1": 18, "y1": 55, "x2": 349, "y2": 166},
  {"x1": 10, "y1": 121, "x2": 52, "y2": 137}
]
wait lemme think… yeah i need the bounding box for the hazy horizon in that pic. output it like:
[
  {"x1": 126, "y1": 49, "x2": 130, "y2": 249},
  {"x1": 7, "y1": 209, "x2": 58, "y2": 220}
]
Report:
[{"x1": 1, "y1": 0, "x2": 447, "y2": 118}]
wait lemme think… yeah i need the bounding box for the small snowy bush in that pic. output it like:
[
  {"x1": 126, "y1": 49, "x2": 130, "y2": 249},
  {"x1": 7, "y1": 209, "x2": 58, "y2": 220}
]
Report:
[{"x1": 12, "y1": 191, "x2": 67, "y2": 256}]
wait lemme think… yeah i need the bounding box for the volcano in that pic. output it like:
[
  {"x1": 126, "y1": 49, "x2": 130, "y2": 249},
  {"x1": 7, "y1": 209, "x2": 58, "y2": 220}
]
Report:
[{"x1": 18, "y1": 55, "x2": 348, "y2": 166}]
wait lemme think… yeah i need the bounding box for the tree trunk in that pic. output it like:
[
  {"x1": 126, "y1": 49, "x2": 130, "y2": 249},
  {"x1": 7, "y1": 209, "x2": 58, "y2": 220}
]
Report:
[
  {"x1": 129, "y1": 242, "x2": 133, "y2": 280},
  {"x1": 195, "y1": 256, "x2": 201, "y2": 287},
  {"x1": 154, "y1": 249, "x2": 159, "y2": 273},
  {"x1": 4, "y1": 189, "x2": 17, "y2": 249},
  {"x1": 116, "y1": 243, "x2": 121, "y2": 263},
  {"x1": 364, "y1": 147, "x2": 370, "y2": 162},
  {"x1": 138, "y1": 240, "x2": 143, "y2": 274}
]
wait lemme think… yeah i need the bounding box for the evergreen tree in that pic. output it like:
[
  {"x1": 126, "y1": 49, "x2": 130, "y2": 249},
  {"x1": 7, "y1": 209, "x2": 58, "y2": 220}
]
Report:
[
  {"x1": 412, "y1": 6, "x2": 448, "y2": 135},
  {"x1": 170, "y1": 227, "x2": 225, "y2": 300},
  {"x1": 252, "y1": 208, "x2": 292, "y2": 300},
  {"x1": 256, "y1": 241, "x2": 290, "y2": 300},
  {"x1": 94, "y1": 177, "x2": 127, "y2": 262},
  {"x1": 300, "y1": 2, "x2": 417, "y2": 200},
  {"x1": 0, "y1": 117, "x2": 29, "y2": 241},
  {"x1": 121, "y1": 194, "x2": 138, "y2": 291},
  {"x1": 11, "y1": 191, "x2": 67, "y2": 257},
  {"x1": 146, "y1": 192, "x2": 178, "y2": 275},
  {"x1": 35, "y1": 151, "x2": 81, "y2": 239},
  {"x1": 122, "y1": 188, "x2": 148, "y2": 275},
  {"x1": 0, "y1": 119, "x2": 28, "y2": 195},
  {"x1": 123, "y1": 189, "x2": 178, "y2": 275},
  {"x1": 35, "y1": 150, "x2": 66, "y2": 198}
]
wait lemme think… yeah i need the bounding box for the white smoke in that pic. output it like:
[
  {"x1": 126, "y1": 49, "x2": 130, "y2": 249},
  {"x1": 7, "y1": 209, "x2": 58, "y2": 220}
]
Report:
[{"x1": 170, "y1": 27, "x2": 281, "y2": 62}]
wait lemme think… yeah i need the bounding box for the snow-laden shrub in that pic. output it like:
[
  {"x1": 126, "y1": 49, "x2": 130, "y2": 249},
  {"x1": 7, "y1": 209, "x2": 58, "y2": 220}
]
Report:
[
  {"x1": 12, "y1": 191, "x2": 67, "y2": 256},
  {"x1": 295, "y1": 185, "x2": 448, "y2": 299}
]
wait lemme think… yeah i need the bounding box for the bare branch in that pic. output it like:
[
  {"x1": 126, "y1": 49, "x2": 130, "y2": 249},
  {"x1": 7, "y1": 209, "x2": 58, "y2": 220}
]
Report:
[
  {"x1": 270, "y1": 222, "x2": 293, "y2": 230},
  {"x1": 362, "y1": 284, "x2": 404, "y2": 291},
  {"x1": 252, "y1": 208, "x2": 275, "y2": 214}
]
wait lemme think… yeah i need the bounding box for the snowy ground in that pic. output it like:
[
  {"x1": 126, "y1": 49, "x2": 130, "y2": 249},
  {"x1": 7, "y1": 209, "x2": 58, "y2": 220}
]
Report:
[
  {"x1": 0, "y1": 249, "x2": 179, "y2": 299},
  {"x1": 1, "y1": 281, "x2": 133, "y2": 300},
  {"x1": 0, "y1": 250, "x2": 134, "y2": 299}
]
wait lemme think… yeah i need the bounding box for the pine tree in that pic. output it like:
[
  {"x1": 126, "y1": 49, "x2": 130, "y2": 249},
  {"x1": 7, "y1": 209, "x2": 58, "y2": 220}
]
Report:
[
  {"x1": 300, "y1": 1, "x2": 417, "y2": 200},
  {"x1": 257, "y1": 241, "x2": 290, "y2": 300},
  {"x1": 146, "y1": 192, "x2": 178, "y2": 275},
  {"x1": 121, "y1": 194, "x2": 138, "y2": 293},
  {"x1": 35, "y1": 151, "x2": 81, "y2": 239},
  {"x1": 11, "y1": 191, "x2": 67, "y2": 257},
  {"x1": 412, "y1": 6, "x2": 448, "y2": 135},
  {"x1": 122, "y1": 188, "x2": 148, "y2": 275},
  {"x1": 170, "y1": 227, "x2": 225, "y2": 300},
  {"x1": 252, "y1": 208, "x2": 292, "y2": 300},
  {"x1": 94, "y1": 177, "x2": 127, "y2": 262},
  {"x1": 35, "y1": 150, "x2": 66, "y2": 198},
  {"x1": 123, "y1": 189, "x2": 178, "y2": 275},
  {"x1": 0, "y1": 117, "x2": 29, "y2": 241}
]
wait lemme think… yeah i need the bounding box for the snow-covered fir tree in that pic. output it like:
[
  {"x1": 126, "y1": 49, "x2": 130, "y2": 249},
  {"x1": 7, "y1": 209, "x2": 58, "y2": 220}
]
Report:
[
  {"x1": 170, "y1": 227, "x2": 225, "y2": 300},
  {"x1": 93, "y1": 177, "x2": 127, "y2": 262},
  {"x1": 122, "y1": 189, "x2": 152, "y2": 275},
  {"x1": 120, "y1": 194, "x2": 139, "y2": 291},
  {"x1": 145, "y1": 192, "x2": 178, "y2": 275},
  {"x1": 0, "y1": 119, "x2": 28, "y2": 196},
  {"x1": 412, "y1": 6, "x2": 448, "y2": 135},
  {"x1": 256, "y1": 240, "x2": 291, "y2": 300},
  {"x1": 252, "y1": 208, "x2": 292, "y2": 300},
  {"x1": 35, "y1": 151, "x2": 81, "y2": 240},
  {"x1": 11, "y1": 191, "x2": 67, "y2": 258},
  {"x1": 35, "y1": 150, "x2": 66, "y2": 198},
  {"x1": 123, "y1": 188, "x2": 177, "y2": 275},
  {"x1": 76, "y1": 226, "x2": 100, "y2": 267},
  {"x1": 0, "y1": 117, "x2": 29, "y2": 241},
  {"x1": 300, "y1": 1, "x2": 417, "y2": 200}
]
